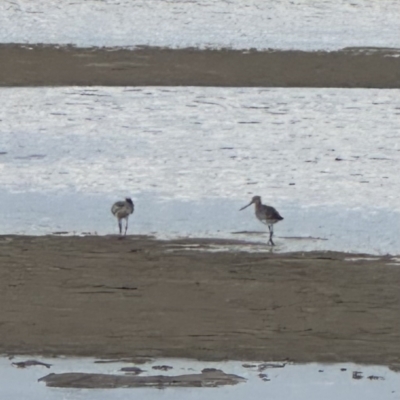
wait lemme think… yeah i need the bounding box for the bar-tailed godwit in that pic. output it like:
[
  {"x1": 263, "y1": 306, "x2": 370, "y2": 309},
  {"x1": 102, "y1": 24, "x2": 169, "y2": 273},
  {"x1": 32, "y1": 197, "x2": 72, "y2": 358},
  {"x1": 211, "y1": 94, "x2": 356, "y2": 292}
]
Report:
[
  {"x1": 240, "y1": 195, "x2": 283, "y2": 246},
  {"x1": 111, "y1": 198, "x2": 134, "y2": 236}
]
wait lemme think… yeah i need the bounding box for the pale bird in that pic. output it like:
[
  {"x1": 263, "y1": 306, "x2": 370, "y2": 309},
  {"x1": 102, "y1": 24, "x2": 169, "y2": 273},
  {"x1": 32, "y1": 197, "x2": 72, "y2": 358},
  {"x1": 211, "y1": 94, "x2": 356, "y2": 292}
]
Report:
[
  {"x1": 240, "y1": 195, "x2": 283, "y2": 246},
  {"x1": 111, "y1": 198, "x2": 134, "y2": 236}
]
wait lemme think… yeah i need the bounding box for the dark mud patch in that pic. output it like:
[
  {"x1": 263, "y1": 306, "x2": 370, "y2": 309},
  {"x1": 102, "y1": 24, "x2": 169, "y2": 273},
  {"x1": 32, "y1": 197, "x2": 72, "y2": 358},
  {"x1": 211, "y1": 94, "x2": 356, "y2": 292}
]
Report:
[{"x1": 39, "y1": 369, "x2": 245, "y2": 388}]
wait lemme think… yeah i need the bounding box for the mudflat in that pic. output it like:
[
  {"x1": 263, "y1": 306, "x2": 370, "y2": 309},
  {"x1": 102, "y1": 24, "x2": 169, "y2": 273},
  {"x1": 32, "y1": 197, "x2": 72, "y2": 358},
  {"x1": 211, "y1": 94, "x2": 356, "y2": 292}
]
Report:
[
  {"x1": 1, "y1": 44, "x2": 400, "y2": 88},
  {"x1": 0, "y1": 235, "x2": 399, "y2": 367}
]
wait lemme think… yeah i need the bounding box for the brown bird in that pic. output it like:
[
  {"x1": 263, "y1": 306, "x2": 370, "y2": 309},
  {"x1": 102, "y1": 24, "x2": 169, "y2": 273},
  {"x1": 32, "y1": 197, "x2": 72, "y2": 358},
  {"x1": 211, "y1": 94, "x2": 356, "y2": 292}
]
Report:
[
  {"x1": 111, "y1": 197, "x2": 134, "y2": 236},
  {"x1": 240, "y1": 195, "x2": 283, "y2": 246}
]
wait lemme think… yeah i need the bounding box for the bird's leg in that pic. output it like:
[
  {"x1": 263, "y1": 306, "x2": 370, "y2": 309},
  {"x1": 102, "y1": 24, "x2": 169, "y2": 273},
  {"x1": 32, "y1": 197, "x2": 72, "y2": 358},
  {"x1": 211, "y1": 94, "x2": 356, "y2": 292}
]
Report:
[
  {"x1": 268, "y1": 225, "x2": 275, "y2": 246},
  {"x1": 124, "y1": 217, "x2": 129, "y2": 236},
  {"x1": 118, "y1": 219, "x2": 122, "y2": 235}
]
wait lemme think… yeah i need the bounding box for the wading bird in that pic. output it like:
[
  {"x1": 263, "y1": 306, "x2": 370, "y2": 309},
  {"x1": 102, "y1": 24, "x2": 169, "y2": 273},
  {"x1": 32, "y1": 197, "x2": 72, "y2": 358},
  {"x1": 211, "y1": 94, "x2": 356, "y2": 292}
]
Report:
[
  {"x1": 111, "y1": 198, "x2": 134, "y2": 236},
  {"x1": 240, "y1": 195, "x2": 283, "y2": 246}
]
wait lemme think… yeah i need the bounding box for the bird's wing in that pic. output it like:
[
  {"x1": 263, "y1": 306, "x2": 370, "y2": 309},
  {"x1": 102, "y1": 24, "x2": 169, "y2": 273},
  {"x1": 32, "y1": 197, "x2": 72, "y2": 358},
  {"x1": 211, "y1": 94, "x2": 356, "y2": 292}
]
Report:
[
  {"x1": 111, "y1": 201, "x2": 126, "y2": 214},
  {"x1": 265, "y1": 205, "x2": 283, "y2": 220}
]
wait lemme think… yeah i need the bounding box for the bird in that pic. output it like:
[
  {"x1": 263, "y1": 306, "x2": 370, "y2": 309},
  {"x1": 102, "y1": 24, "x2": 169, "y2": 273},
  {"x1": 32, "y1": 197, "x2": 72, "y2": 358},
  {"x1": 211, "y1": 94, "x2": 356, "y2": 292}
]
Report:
[
  {"x1": 111, "y1": 198, "x2": 134, "y2": 236},
  {"x1": 239, "y1": 195, "x2": 283, "y2": 246}
]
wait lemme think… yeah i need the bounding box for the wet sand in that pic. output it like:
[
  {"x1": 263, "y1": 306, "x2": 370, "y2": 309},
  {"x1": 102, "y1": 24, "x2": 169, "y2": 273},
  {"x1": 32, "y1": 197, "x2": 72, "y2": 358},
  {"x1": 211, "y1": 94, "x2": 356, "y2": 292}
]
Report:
[
  {"x1": 39, "y1": 369, "x2": 245, "y2": 388},
  {"x1": 0, "y1": 235, "x2": 399, "y2": 367},
  {"x1": 1, "y1": 44, "x2": 400, "y2": 88}
]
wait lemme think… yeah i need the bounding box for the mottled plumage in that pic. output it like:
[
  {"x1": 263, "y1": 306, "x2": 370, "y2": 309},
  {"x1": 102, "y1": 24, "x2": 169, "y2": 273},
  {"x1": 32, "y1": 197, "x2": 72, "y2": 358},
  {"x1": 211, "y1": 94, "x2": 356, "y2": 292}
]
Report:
[
  {"x1": 111, "y1": 197, "x2": 134, "y2": 236},
  {"x1": 240, "y1": 195, "x2": 283, "y2": 246}
]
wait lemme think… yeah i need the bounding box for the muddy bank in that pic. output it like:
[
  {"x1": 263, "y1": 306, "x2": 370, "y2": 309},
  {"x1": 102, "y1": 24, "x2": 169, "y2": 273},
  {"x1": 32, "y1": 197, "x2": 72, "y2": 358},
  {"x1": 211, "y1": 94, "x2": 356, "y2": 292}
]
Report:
[
  {"x1": 0, "y1": 235, "x2": 399, "y2": 366},
  {"x1": 39, "y1": 369, "x2": 245, "y2": 388},
  {"x1": 1, "y1": 45, "x2": 400, "y2": 88}
]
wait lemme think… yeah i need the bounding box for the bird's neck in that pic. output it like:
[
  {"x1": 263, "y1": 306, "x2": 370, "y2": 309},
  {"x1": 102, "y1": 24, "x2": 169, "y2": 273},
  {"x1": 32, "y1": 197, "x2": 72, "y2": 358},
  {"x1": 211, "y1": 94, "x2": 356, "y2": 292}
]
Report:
[{"x1": 254, "y1": 202, "x2": 263, "y2": 211}]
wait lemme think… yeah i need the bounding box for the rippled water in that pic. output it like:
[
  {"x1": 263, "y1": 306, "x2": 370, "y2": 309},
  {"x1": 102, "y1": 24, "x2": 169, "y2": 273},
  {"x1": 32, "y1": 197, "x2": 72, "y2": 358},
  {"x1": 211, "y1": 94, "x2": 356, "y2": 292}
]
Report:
[
  {"x1": 1, "y1": 87, "x2": 400, "y2": 254},
  {"x1": 1, "y1": 0, "x2": 400, "y2": 50}
]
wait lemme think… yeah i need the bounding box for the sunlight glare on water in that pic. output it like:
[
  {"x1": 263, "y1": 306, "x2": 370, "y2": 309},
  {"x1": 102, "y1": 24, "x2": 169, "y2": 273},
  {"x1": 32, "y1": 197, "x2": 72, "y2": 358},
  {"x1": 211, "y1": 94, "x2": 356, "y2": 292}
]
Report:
[
  {"x1": 0, "y1": 0, "x2": 399, "y2": 50},
  {"x1": 1, "y1": 87, "x2": 400, "y2": 254}
]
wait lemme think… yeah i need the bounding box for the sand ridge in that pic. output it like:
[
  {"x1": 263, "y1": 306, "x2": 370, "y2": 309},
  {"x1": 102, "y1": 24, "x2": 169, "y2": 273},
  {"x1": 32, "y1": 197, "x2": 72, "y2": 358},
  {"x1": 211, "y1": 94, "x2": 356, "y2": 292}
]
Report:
[
  {"x1": 1, "y1": 45, "x2": 400, "y2": 88},
  {"x1": 0, "y1": 235, "x2": 399, "y2": 367}
]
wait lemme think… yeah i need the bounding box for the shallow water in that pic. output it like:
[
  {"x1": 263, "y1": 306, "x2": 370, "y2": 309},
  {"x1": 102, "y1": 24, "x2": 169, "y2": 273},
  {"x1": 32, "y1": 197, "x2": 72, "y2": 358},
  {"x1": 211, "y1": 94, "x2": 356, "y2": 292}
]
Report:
[
  {"x1": 1, "y1": 356, "x2": 399, "y2": 399},
  {"x1": 1, "y1": 0, "x2": 400, "y2": 50},
  {"x1": 1, "y1": 87, "x2": 400, "y2": 254},
  {"x1": 0, "y1": 191, "x2": 399, "y2": 255}
]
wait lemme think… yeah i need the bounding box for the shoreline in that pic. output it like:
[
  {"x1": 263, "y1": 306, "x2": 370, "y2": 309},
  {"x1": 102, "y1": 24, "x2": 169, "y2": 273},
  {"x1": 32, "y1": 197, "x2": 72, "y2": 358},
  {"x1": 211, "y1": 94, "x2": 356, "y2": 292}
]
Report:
[
  {"x1": 1, "y1": 235, "x2": 399, "y2": 367},
  {"x1": 1, "y1": 44, "x2": 400, "y2": 88}
]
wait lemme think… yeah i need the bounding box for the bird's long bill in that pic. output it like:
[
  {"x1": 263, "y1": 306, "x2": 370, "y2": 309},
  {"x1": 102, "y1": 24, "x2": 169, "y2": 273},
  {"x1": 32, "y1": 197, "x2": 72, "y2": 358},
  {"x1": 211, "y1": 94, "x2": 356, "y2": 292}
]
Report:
[{"x1": 239, "y1": 201, "x2": 252, "y2": 211}]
